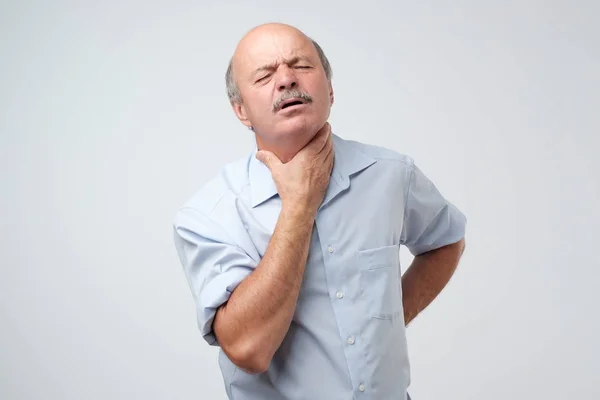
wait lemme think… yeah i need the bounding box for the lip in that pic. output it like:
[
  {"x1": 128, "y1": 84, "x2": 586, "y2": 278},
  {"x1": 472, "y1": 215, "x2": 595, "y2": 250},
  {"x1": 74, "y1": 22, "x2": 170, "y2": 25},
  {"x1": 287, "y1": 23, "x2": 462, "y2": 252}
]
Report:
[{"x1": 277, "y1": 98, "x2": 307, "y2": 112}]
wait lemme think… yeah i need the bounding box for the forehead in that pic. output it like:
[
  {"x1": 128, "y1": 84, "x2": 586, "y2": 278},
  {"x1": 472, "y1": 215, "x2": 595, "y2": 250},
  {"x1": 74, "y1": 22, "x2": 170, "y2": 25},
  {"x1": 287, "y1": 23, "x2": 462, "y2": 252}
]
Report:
[{"x1": 235, "y1": 29, "x2": 317, "y2": 74}]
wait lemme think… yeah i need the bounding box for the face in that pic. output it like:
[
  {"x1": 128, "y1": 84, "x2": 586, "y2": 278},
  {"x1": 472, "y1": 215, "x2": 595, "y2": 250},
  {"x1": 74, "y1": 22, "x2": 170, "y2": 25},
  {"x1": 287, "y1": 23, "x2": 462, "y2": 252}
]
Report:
[{"x1": 231, "y1": 26, "x2": 334, "y2": 148}]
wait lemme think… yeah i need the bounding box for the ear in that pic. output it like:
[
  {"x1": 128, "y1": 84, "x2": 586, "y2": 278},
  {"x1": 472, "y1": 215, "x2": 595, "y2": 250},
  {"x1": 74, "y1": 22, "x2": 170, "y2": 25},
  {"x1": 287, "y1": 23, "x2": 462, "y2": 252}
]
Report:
[
  {"x1": 328, "y1": 80, "x2": 334, "y2": 105},
  {"x1": 231, "y1": 101, "x2": 252, "y2": 129}
]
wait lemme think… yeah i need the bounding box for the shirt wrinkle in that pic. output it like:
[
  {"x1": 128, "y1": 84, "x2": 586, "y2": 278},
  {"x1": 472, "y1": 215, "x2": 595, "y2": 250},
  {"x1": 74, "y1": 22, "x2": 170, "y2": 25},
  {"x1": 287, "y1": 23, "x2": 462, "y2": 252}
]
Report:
[{"x1": 173, "y1": 133, "x2": 467, "y2": 400}]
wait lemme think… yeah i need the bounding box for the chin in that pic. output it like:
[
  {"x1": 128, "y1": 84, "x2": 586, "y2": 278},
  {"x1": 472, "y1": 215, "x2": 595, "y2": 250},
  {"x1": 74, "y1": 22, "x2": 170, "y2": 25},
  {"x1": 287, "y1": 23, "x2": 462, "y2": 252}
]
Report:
[
  {"x1": 280, "y1": 114, "x2": 327, "y2": 137},
  {"x1": 268, "y1": 118, "x2": 310, "y2": 141},
  {"x1": 254, "y1": 111, "x2": 328, "y2": 147}
]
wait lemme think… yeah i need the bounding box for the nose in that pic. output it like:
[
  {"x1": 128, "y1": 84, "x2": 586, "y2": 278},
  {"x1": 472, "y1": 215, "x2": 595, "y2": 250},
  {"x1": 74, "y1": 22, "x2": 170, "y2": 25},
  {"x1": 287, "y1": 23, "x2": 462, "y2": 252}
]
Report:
[{"x1": 276, "y1": 65, "x2": 297, "y2": 91}]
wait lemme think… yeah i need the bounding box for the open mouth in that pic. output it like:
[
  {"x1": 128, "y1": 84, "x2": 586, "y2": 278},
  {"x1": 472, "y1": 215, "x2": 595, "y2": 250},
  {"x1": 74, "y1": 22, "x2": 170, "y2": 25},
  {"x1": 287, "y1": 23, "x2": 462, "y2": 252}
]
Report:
[{"x1": 279, "y1": 99, "x2": 305, "y2": 110}]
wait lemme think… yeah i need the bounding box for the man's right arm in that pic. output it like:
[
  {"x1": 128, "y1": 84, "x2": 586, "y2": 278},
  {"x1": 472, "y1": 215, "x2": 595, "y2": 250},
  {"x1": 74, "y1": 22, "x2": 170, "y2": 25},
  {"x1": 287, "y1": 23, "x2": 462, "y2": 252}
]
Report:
[
  {"x1": 212, "y1": 123, "x2": 333, "y2": 374},
  {"x1": 212, "y1": 203, "x2": 315, "y2": 374}
]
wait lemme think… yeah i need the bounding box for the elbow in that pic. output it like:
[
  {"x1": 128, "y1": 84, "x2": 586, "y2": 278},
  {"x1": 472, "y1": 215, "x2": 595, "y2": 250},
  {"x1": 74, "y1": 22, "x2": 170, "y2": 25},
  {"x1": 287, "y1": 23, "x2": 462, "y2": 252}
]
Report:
[
  {"x1": 225, "y1": 339, "x2": 272, "y2": 374},
  {"x1": 212, "y1": 306, "x2": 272, "y2": 374},
  {"x1": 238, "y1": 359, "x2": 271, "y2": 375}
]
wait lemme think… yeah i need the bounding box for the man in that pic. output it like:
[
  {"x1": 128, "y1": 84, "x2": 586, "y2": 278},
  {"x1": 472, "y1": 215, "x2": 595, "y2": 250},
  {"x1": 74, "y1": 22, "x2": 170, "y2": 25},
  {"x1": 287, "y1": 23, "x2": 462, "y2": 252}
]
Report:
[{"x1": 173, "y1": 22, "x2": 466, "y2": 400}]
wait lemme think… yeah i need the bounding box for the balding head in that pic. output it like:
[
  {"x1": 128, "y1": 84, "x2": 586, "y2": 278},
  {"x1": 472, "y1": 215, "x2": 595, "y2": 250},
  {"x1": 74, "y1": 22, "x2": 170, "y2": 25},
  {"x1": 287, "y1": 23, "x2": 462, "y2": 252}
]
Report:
[
  {"x1": 226, "y1": 22, "x2": 335, "y2": 154},
  {"x1": 226, "y1": 23, "x2": 332, "y2": 104}
]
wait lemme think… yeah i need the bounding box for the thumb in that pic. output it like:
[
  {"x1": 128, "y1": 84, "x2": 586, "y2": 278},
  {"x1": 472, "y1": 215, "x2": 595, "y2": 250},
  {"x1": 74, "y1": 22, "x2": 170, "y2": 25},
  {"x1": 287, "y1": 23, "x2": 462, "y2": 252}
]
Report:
[{"x1": 256, "y1": 150, "x2": 281, "y2": 170}]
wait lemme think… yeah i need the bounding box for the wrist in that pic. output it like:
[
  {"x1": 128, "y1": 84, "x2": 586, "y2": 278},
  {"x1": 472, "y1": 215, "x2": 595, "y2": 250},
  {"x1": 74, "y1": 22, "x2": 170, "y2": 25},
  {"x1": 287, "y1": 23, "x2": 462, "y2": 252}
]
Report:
[{"x1": 281, "y1": 202, "x2": 316, "y2": 225}]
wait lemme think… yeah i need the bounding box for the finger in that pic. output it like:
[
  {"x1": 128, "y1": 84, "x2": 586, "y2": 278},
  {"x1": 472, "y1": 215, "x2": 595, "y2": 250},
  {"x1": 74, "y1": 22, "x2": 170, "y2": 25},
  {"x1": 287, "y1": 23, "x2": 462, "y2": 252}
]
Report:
[
  {"x1": 256, "y1": 150, "x2": 281, "y2": 170},
  {"x1": 325, "y1": 150, "x2": 334, "y2": 179},
  {"x1": 314, "y1": 123, "x2": 332, "y2": 154},
  {"x1": 319, "y1": 129, "x2": 333, "y2": 155},
  {"x1": 298, "y1": 123, "x2": 331, "y2": 157},
  {"x1": 325, "y1": 143, "x2": 334, "y2": 166},
  {"x1": 316, "y1": 121, "x2": 331, "y2": 137},
  {"x1": 324, "y1": 140, "x2": 334, "y2": 166},
  {"x1": 319, "y1": 137, "x2": 333, "y2": 171},
  {"x1": 329, "y1": 154, "x2": 335, "y2": 176}
]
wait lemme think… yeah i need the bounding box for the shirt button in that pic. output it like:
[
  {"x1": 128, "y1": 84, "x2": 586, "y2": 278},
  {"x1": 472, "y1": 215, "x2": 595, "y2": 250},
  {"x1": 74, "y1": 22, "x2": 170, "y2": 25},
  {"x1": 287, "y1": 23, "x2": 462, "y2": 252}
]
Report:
[
  {"x1": 327, "y1": 246, "x2": 334, "y2": 253},
  {"x1": 358, "y1": 384, "x2": 366, "y2": 392},
  {"x1": 336, "y1": 291, "x2": 344, "y2": 299},
  {"x1": 347, "y1": 336, "x2": 355, "y2": 345}
]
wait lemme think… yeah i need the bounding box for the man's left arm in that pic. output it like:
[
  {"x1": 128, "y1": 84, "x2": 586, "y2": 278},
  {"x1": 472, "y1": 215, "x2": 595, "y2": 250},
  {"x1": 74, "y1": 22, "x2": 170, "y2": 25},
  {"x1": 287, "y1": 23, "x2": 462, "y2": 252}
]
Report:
[
  {"x1": 401, "y1": 237, "x2": 465, "y2": 326},
  {"x1": 399, "y1": 162, "x2": 468, "y2": 326}
]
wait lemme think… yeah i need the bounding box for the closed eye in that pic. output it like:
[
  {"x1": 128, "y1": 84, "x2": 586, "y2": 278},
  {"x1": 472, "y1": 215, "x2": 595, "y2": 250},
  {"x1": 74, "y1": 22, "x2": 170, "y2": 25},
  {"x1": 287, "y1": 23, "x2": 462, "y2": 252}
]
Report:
[{"x1": 256, "y1": 74, "x2": 271, "y2": 83}]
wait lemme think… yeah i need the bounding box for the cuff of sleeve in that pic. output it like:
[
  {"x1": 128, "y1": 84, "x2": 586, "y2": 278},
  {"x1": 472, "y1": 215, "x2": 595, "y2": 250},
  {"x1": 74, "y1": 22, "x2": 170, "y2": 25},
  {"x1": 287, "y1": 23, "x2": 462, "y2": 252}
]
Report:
[
  {"x1": 196, "y1": 267, "x2": 251, "y2": 347},
  {"x1": 408, "y1": 203, "x2": 467, "y2": 256}
]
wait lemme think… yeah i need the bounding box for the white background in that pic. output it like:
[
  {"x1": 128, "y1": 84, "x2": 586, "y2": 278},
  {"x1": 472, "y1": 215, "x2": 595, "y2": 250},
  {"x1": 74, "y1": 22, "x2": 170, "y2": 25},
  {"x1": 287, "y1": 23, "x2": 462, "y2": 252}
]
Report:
[{"x1": 2, "y1": 1, "x2": 599, "y2": 399}]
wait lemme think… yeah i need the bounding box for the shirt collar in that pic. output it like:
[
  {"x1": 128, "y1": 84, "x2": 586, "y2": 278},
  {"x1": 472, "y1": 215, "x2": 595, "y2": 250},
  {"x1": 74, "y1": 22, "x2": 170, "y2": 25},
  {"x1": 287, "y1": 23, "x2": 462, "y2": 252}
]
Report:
[{"x1": 248, "y1": 133, "x2": 377, "y2": 208}]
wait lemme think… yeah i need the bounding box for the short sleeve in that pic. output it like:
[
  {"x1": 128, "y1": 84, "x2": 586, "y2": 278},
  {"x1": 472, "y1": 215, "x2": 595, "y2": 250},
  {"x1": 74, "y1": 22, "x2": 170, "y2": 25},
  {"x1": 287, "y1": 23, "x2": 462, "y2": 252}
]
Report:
[
  {"x1": 400, "y1": 163, "x2": 467, "y2": 256},
  {"x1": 173, "y1": 207, "x2": 257, "y2": 346}
]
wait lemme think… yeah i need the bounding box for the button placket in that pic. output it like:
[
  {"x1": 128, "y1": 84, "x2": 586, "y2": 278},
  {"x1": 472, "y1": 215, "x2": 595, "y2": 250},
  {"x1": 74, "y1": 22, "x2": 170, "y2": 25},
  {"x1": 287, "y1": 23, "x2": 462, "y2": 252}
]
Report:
[{"x1": 316, "y1": 217, "x2": 366, "y2": 397}]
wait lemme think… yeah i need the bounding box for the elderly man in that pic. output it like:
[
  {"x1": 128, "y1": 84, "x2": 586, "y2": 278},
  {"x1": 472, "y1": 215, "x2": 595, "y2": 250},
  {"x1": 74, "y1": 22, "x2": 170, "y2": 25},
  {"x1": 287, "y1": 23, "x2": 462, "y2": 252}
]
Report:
[{"x1": 173, "y1": 22, "x2": 466, "y2": 400}]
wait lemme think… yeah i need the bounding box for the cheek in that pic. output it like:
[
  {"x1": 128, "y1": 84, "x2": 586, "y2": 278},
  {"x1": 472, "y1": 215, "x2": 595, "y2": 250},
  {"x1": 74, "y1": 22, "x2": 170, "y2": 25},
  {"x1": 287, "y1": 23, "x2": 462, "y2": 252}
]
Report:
[
  {"x1": 314, "y1": 85, "x2": 332, "y2": 108},
  {"x1": 246, "y1": 92, "x2": 272, "y2": 116},
  {"x1": 312, "y1": 79, "x2": 331, "y2": 102}
]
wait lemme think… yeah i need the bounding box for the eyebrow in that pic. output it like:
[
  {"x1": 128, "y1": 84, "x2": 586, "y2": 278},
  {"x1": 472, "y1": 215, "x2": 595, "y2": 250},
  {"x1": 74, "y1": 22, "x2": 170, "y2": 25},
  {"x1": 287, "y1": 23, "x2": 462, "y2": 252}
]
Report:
[{"x1": 252, "y1": 56, "x2": 313, "y2": 77}]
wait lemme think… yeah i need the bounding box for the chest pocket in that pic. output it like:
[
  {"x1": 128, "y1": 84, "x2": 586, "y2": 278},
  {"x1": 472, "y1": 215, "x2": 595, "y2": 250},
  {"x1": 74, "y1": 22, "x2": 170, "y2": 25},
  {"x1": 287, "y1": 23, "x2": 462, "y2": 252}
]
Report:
[{"x1": 358, "y1": 244, "x2": 402, "y2": 320}]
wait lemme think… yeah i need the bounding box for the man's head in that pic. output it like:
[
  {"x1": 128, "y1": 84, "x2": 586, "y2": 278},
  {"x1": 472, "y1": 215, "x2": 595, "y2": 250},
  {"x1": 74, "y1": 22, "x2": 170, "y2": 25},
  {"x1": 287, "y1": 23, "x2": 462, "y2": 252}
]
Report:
[{"x1": 226, "y1": 23, "x2": 334, "y2": 153}]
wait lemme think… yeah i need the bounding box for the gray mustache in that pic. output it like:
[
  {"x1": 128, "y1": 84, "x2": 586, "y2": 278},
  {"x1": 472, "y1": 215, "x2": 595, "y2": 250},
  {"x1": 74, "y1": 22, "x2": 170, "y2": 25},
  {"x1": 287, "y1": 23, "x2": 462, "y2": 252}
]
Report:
[{"x1": 273, "y1": 90, "x2": 313, "y2": 112}]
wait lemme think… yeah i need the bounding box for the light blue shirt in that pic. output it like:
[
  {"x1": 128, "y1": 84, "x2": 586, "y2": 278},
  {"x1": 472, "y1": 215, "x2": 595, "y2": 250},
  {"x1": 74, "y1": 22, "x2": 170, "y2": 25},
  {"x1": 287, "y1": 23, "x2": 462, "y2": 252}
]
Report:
[{"x1": 173, "y1": 133, "x2": 467, "y2": 400}]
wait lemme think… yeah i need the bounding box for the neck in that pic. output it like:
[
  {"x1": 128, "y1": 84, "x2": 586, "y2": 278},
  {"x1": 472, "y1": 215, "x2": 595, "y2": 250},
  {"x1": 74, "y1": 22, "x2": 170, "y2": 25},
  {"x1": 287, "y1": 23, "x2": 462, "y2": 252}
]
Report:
[
  {"x1": 266, "y1": 149, "x2": 297, "y2": 164},
  {"x1": 254, "y1": 131, "x2": 314, "y2": 164}
]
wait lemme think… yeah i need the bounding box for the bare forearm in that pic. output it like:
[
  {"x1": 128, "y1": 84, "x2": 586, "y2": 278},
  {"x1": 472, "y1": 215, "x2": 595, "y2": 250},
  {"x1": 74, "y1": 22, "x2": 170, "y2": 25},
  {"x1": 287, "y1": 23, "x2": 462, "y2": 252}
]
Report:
[
  {"x1": 401, "y1": 239, "x2": 465, "y2": 326},
  {"x1": 214, "y1": 205, "x2": 315, "y2": 372}
]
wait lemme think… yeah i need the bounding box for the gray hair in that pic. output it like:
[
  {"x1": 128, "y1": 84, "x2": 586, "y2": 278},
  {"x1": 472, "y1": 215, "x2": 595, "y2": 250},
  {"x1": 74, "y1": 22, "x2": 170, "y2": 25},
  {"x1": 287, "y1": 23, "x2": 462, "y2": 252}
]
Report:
[{"x1": 225, "y1": 38, "x2": 333, "y2": 104}]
